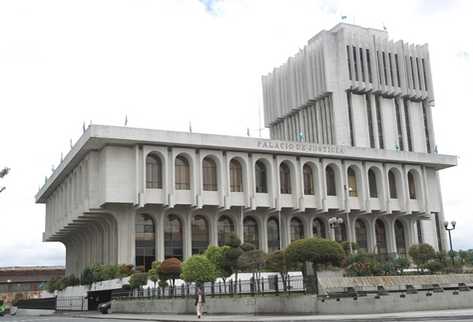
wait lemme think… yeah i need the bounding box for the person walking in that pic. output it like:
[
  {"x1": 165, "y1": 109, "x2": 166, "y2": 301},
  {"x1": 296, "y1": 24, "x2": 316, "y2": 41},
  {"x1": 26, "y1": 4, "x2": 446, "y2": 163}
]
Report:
[{"x1": 195, "y1": 287, "x2": 205, "y2": 318}]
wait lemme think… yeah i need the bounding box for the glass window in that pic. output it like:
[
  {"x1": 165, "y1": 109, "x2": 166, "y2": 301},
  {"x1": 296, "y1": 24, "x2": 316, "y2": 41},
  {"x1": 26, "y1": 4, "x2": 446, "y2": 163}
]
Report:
[
  {"x1": 175, "y1": 155, "x2": 190, "y2": 190},
  {"x1": 217, "y1": 216, "x2": 234, "y2": 246},
  {"x1": 326, "y1": 166, "x2": 337, "y2": 196},
  {"x1": 243, "y1": 217, "x2": 259, "y2": 249},
  {"x1": 255, "y1": 160, "x2": 267, "y2": 193},
  {"x1": 146, "y1": 154, "x2": 162, "y2": 189},
  {"x1": 417, "y1": 220, "x2": 423, "y2": 244},
  {"x1": 279, "y1": 162, "x2": 291, "y2": 194},
  {"x1": 267, "y1": 217, "x2": 280, "y2": 253},
  {"x1": 230, "y1": 159, "x2": 243, "y2": 192},
  {"x1": 355, "y1": 219, "x2": 368, "y2": 251},
  {"x1": 303, "y1": 164, "x2": 315, "y2": 195},
  {"x1": 135, "y1": 214, "x2": 155, "y2": 272},
  {"x1": 203, "y1": 157, "x2": 218, "y2": 191},
  {"x1": 375, "y1": 219, "x2": 387, "y2": 254},
  {"x1": 395, "y1": 220, "x2": 407, "y2": 255},
  {"x1": 408, "y1": 171, "x2": 417, "y2": 199},
  {"x1": 368, "y1": 168, "x2": 378, "y2": 198},
  {"x1": 388, "y1": 170, "x2": 398, "y2": 199},
  {"x1": 290, "y1": 217, "x2": 304, "y2": 243},
  {"x1": 347, "y1": 167, "x2": 358, "y2": 197},
  {"x1": 164, "y1": 214, "x2": 183, "y2": 260},
  {"x1": 313, "y1": 218, "x2": 326, "y2": 238},
  {"x1": 192, "y1": 215, "x2": 209, "y2": 255}
]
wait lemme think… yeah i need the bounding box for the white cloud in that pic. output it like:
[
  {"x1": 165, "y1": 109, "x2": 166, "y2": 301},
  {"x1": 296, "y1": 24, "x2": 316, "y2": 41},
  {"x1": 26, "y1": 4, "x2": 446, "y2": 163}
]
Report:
[{"x1": 0, "y1": 0, "x2": 472, "y2": 267}]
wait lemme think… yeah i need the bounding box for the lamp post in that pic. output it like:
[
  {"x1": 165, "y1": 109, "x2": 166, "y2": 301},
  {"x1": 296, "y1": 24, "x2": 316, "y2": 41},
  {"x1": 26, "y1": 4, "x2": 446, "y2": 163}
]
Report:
[
  {"x1": 443, "y1": 220, "x2": 456, "y2": 265},
  {"x1": 328, "y1": 216, "x2": 344, "y2": 242}
]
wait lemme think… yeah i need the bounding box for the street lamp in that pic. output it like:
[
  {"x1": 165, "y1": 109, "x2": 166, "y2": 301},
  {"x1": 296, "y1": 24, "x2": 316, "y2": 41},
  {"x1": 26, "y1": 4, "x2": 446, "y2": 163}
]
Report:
[
  {"x1": 443, "y1": 220, "x2": 456, "y2": 265},
  {"x1": 328, "y1": 216, "x2": 344, "y2": 242}
]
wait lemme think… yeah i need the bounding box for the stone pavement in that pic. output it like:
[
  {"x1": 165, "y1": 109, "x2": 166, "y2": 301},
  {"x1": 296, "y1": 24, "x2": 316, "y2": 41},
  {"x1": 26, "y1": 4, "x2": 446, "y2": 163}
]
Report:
[{"x1": 68, "y1": 308, "x2": 473, "y2": 322}]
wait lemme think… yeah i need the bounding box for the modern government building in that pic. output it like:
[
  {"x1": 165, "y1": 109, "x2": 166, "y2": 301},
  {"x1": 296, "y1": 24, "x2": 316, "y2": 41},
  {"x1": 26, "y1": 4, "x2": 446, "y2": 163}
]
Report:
[{"x1": 36, "y1": 23, "x2": 457, "y2": 275}]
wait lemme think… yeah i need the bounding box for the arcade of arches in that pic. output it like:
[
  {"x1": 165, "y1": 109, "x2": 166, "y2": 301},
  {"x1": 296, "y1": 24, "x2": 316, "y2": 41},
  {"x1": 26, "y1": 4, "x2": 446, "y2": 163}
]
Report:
[{"x1": 134, "y1": 211, "x2": 414, "y2": 272}]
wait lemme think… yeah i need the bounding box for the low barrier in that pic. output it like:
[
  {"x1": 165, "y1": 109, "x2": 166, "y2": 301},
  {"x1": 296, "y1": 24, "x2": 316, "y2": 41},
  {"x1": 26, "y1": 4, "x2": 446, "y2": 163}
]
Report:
[{"x1": 15, "y1": 297, "x2": 56, "y2": 310}]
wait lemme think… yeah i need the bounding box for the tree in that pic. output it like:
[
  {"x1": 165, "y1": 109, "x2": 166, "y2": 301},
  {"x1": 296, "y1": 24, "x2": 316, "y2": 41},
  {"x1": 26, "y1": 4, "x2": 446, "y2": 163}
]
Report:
[
  {"x1": 265, "y1": 250, "x2": 295, "y2": 287},
  {"x1": 129, "y1": 272, "x2": 148, "y2": 289},
  {"x1": 222, "y1": 236, "x2": 244, "y2": 282},
  {"x1": 0, "y1": 167, "x2": 10, "y2": 194},
  {"x1": 181, "y1": 255, "x2": 217, "y2": 286},
  {"x1": 204, "y1": 245, "x2": 232, "y2": 281},
  {"x1": 147, "y1": 261, "x2": 161, "y2": 287},
  {"x1": 159, "y1": 257, "x2": 182, "y2": 287},
  {"x1": 80, "y1": 267, "x2": 96, "y2": 286},
  {"x1": 408, "y1": 244, "x2": 436, "y2": 272},
  {"x1": 238, "y1": 249, "x2": 267, "y2": 273},
  {"x1": 286, "y1": 238, "x2": 345, "y2": 271}
]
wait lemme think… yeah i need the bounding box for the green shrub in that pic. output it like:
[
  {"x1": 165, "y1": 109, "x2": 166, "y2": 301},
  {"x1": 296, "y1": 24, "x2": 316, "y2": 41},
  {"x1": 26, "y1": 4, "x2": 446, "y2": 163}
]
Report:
[
  {"x1": 204, "y1": 245, "x2": 232, "y2": 280},
  {"x1": 238, "y1": 249, "x2": 267, "y2": 272},
  {"x1": 408, "y1": 244, "x2": 435, "y2": 271},
  {"x1": 181, "y1": 255, "x2": 217, "y2": 285},
  {"x1": 128, "y1": 272, "x2": 148, "y2": 289},
  {"x1": 286, "y1": 238, "x2": 345, "y2": 271}
]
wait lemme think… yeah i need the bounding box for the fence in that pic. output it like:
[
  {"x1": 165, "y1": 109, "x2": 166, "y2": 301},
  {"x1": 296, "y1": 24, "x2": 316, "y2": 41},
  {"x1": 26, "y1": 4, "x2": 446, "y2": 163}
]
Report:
[
  {"x1": 113, "y1": 275, "x2": 308, "y2": 300},
  {"x1": 15, "y1": 297, "x2": 56, "y2": 310},
  {"x1": 56, "y1": 296, "x2": 87, "y2": 311}
]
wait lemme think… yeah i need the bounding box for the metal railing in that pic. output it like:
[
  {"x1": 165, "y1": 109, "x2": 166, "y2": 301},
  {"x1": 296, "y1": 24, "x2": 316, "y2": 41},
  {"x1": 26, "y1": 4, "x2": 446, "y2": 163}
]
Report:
[
  {"x1": 113, "y1": 275, "x2": 307, "y2": 300},
  {"x1": 56, "y1": 296, "x2": 87, "y2": 311}
]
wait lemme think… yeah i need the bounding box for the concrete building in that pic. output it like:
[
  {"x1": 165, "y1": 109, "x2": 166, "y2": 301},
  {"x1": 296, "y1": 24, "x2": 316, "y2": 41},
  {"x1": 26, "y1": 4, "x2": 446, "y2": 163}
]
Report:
[
  {"x1": 0, "y1": 266, "x2": 65, "y2": 303},
  {"x1": 36, "y1": 23, "x2": 457, "y2": 275}
]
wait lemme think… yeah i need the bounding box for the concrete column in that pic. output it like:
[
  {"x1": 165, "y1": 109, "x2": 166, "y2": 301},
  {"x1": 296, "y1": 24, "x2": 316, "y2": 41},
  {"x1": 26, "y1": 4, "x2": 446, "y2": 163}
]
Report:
[
  {"x1": 184, "y1": 209, "x2": 192, "y2": 259},
  {"x1": 209, "y1": 211, "x2": 218, "y2": 246},
  {"x1": 236, "y1": 207, "x2": 244, "y2": 243},
  {"x1": 113, "y1": 208, "x2": 135, "y2": 265},
  {"x1": 366, "y1": 216, "x2": 377, "y2": 253},
  {"x1": 385, "y1": 217, "x2": 397, "y2": 254},
  {"x1": 260, "y1": 212, "x2": 268, "y2": 253}
]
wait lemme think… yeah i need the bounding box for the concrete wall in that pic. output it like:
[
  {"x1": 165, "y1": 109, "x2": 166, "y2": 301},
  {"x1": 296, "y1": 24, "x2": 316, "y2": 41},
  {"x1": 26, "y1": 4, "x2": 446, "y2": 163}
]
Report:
[{"x1": 112, "y1": 291, "x2": 473, "y2": 315}]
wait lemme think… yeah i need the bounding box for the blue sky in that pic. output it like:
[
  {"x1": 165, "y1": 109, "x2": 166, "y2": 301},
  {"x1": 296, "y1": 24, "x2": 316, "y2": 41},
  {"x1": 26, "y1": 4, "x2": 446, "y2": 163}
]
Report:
[{"x1": 0, "y1": 0, "x2": 472, "y2": 266}]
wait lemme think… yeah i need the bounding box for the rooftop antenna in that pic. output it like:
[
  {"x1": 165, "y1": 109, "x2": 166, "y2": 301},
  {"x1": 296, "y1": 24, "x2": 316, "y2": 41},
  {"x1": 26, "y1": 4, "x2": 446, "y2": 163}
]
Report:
[
  {"x1": 189, "y1": 121, "x2": 193, "y2": 133},
  {"x1": 124, "y1": 115, "x2": 128, "y2": 127},
  {"x1": 382, "y1": 23, "x2": 387, "y2": 31},
  {"x1": 246, "y1": 128, "x2": 250, "y2": 137}
]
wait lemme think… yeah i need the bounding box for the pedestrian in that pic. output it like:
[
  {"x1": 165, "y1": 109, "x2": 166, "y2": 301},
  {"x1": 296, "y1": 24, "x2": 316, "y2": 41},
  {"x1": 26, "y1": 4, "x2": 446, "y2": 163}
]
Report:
[{"x1": 194, "y1": 287, "x2": 205, "y2": 318}]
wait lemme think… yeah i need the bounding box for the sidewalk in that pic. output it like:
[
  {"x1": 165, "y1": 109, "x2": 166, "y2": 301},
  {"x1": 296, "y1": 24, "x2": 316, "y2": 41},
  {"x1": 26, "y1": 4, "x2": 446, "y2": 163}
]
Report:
[{"x1": 68, "y1": 307, "x2": 473, "y2": 321}]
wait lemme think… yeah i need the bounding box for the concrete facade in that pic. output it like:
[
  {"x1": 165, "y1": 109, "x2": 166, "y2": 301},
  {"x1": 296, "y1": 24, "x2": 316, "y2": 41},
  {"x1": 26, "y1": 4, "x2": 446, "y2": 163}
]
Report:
[{"x1": 36, "y1": 23, "x2": 457, "y2": 276}]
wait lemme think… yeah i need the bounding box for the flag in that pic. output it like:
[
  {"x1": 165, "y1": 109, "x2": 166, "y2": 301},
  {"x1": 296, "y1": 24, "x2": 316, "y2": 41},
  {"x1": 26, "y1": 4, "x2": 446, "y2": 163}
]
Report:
[
  {"x1": 124, "y1": 115, "x2": 128, "y2": 126},
  {"x1": 82, "y1": 122, "x2": 86, "y2": 133},
  {"x1": 189, "y1": 121, "x2": 192, "y2": 133}
]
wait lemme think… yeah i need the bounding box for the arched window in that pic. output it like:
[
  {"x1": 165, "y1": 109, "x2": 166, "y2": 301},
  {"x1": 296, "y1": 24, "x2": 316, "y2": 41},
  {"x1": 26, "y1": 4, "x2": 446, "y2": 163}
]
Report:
[
  {"x1": 255, "y1": 160, "x2": 267, "y2": 193},
  {"x1": 146, "y1": 154, "x2": 162, "y2": 189},
  {"x1": 203, "y1": 157, "x2": 218, "y2": 191},
  {"x1": 135, "y1": 214, "x2": 155, "y2": 272},
  {"x1": 388, "y1": 170, "x2": 398, "y2": 199},
  {"x1": 375, "y1": 219, "x2": 387, "y2": 254},
  {"x1": 279, "y1": 162, "x2": 291, "y2": 194},
  {"x1": 334, "y1": 222, "x2": 347, "y2": 242},
  {"x1": 368, "y1": 168, "x2": 378, "y2": 198},
  {"x1": 267, "y1": 217, "x2": 280, "y2": 253},
  {"x1": 408, "y1": 171, "x2": 416, "y2": 199},
  {"x1": 230, "y1": 159, "x2": 243, "y2": 192},
  {"x1": 290, "y1": 217, "x2": 304, "y2": 243},
  {"x1": 243, "y1": 217, "x2": 259, "y2": 248},
  {"x1": 175, "y1": 155, "x2": 190, "y2": 190},
  {"x1": 347, "y1": 167, "x2": 358, "y2": 197},
  {"x1": 217, "y1": 216, "x2": 234, "y2": 246},
  {"x1": 326, "y1": 165, "x2": 337, "y2": 196},
  {"x1": 164, "y1": 214, "x2": 183, "y2": 260},
  {"x1": 192, "y1": 215, "x2": 209, "y2": 255},
  {"x1": 313, "y1": 218, "x2": 326, "y2": 238},
  {"x1": 355, "y1": 219, "x2": 368, "y2": 251},
  {"x1": 303, "y1": 164, "x2": 315, "y2": 195},
  {"x1": 395, "y1": 220, "x2": 407, "y2": 255}
]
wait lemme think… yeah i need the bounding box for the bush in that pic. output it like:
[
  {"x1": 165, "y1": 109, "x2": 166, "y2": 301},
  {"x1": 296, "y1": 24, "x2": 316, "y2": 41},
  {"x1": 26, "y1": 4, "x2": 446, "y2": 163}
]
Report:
[
  {"x1": 238, "y1": 249, "x2": 267, "y2": 272},
  {"x1": 80, "y1": 267, "x2": 96, "y2": 286},
  {"x1": 45, "y1": 276, "x2": 66, "y2": 293},
  {"x1": 265, "y1": 250, "x2": 295, "y2": 285},
  {"x1": 148, "y1": 261, "x2": 160, "y2": 286},
  {"x1": 346, "y1": 253, "x2": 383, "y2": 276},
  {"x1": 408, "y1": 244, "x2": 435, "y2": 271},
  {"x1": 159, "y1": 257, "x2": 182, "y2": 287},
  {"x1": 240, "y1": 243, "x2": 256, "y2": 252},
  {"x1": 340, "y1": 241, "x2": 358, "y2": 255},
  {"x1": 204, "y1": 245, "x2": 232, "y2": 280},
  {"x1": 181, "y1": 255, "x2": 217, "y2": 285},
  {"x1": 224, "y1": 233, "x2": 241, "y2": 248},
  {"x1": 129, "y1": 272, "x2": 148, "y2": 289},
  {"x1": 286, "y1": 238, "x2": 345, "y2": 271}
]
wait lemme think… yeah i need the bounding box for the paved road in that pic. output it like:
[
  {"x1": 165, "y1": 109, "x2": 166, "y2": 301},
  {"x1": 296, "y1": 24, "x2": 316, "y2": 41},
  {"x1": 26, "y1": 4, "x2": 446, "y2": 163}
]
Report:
[{"x1": 0, "y1": 317, "x2": 143, "y2": 322}]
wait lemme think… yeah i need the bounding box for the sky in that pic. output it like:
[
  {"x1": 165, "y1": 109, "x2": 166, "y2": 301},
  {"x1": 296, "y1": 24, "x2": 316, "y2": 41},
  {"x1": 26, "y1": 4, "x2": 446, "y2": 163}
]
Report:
[{"x1": 0, "y1": 0, "x2": 472, "y2": 267}]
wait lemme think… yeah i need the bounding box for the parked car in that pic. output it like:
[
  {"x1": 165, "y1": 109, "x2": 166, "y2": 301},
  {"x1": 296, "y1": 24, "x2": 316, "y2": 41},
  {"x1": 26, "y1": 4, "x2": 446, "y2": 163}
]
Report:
[{"x1": 98, "y1": 301, "x2": 111, "y2": 314}]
